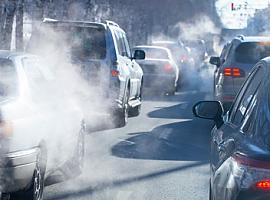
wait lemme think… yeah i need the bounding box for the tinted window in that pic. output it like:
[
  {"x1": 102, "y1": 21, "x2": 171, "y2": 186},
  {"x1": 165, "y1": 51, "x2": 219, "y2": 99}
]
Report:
[
  {"x1": 69, "y1": 27, "x2": 106, "y2": 60},
  {"x1": 31, "y1": 24, "x2": 107, "y2": 60},
  {"x1": 140, "y1": 48, "x2": 169, "y2": 60},
  {"x1": 235, "y1": 42, "x2": 270, "y2": 64},
  {"x1": 0, "y1": 59, "x2": 18, "y2": 100},
  {"x1": 231, "y1": 67, "x2": 263, "y2": 125}
]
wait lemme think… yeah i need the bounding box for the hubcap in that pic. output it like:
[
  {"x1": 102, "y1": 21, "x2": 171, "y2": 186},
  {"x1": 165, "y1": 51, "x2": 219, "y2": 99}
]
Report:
[{"x1": 34, "y1": 165, "x2": 42, "y2": 200}]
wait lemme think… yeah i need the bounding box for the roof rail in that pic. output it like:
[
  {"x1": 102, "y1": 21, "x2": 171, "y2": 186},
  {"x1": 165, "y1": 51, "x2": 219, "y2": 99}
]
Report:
[
  {"x1": 236, "y1": 35, "x2": 245, "y2": 40},
  {"x1": 105, "y1": 20, "x2": 120, "y2": 28},
  {"x1": 43, "y1": 18, "x2": 59, "y2": 23}
]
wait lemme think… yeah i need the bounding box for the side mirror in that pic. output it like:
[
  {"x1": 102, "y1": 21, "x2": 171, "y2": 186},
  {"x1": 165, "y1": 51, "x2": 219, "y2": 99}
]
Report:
[
  {"x1": 209, "y1": 56, "x2": 220, "y2": 66},
  {"x1": 193, "y1": 101, "x2": 224, "y2": 128},
  {"x1": 133, "y1": 50, "x2": 145, "y2": 60}
]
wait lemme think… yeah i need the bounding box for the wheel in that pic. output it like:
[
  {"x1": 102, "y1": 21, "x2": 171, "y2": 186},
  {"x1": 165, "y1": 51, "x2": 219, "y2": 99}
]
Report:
[
  {"x1": 128, "y1": 104, "x2": 141, "y2": 117},
  {"x1": 71, "y1": 125, "x2": 85, "y2": 176},
  {"x1": 166, "y1": 86, "x2": 176, "y2": 96},
  {"x1": 129, "y1": 87, "x2": 142, "y2": 117},
  {"x1": 10, "y1": 150, "x2": 46, "y2": 200},
  {"x1": 113, "y1": 88, "x2": 129, "y2": 128},
  {"x1": 113, "y1": 105, "x2": 128, "y2": 128}
]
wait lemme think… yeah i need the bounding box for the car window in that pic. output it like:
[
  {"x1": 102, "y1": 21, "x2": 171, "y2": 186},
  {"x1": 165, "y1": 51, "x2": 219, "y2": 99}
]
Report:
[
  {"x1": 235, "y1": 42, "x2": 270, "y2": 64},
  {"x1": 122, "y1": 33, "x2": 131, "y2": 58},
  {"x1": 230, "y1": 66, "x2": 264, "y2": 125},
  {"x1": 140, "y1": 48, "x2": 169, "y2": 60},
  {"x1": 114, "y1": 31, "x2": 126, "y2": 57},
  {"x1": 240, "y1": 91, "x2": 258, "y2": 133}
]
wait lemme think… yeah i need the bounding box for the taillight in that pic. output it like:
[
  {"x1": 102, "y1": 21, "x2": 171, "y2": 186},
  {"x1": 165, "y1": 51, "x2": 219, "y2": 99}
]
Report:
[
  {"x1": 256, "y1": 180, "x2": 270, "y2": 189},
  {"x1": 223, "y1": 68, "x2": 243, "y2": 77},
  {"x1": 111, "y1": 69, "x2": 119, "y2": 77},
  {"x1": 180, "y1": 55, "x2": 188, "y2": 62},
  {"x1": 164, "y1": 64, "x2": 173, "y2": 73},
  {"x1": 232, "y1": 153, "x2": 270, "y2": 170}
]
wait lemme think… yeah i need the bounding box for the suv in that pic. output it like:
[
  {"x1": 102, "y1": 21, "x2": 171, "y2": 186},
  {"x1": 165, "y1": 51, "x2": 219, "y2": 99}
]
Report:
[
  {"x1": 210, "y1": 36, "x2": 270, "y2": 110},
  {"x1": 28, "y1": 19, "x2": 145, "y2": 127}
]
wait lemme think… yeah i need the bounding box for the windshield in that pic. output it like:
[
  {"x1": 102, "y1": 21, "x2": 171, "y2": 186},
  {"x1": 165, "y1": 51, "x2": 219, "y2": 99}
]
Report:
[
  {"x1": 235, "y1": 42, "x2": 270, "y2": 64},
  {"x1": 34, "y1": 24, "x2": 107, "y2": 60},
  {"x1": 0, "y1": 59, "x2": 18, "y2": 100},
  {"x1": 141, "y1": 48, "x2": 169, "y2": 60}
]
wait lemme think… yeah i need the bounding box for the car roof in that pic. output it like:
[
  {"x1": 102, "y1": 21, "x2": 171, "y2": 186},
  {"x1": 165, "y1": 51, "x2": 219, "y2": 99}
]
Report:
[
  {"x1": 134, "y1": 45, "x2": 170, "y2": 51},
  {"x1": 235, "y1": 36, "x2": 270, "y2": 43},
  {"x1": 42, "y1": 18, "x2": 106, "y2": 29},
  {"x1": 152, "y1": 41, "x2": 177, "y2": 44}
]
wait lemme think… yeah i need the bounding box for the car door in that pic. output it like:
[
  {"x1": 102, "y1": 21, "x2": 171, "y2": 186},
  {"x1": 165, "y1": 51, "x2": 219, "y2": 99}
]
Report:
[
  {"x1": 122, "y1": 33, "x2": 142, "y2": 98},
  {"x1": 113, "y1": 30, "x2": 131, "y2": 102},
  {"x1": 211, "y1": 65, "x2": 265, "y2": 176},
  {"x1": 120, "y1": 31, "x2": 137, "y2": 99},
  {"x1": 214, "y1": 43, "x2": 232, "y2": 93}
]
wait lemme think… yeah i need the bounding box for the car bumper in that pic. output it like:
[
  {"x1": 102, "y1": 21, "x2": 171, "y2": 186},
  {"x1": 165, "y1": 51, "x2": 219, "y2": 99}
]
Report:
[
  {"x1": 0, "y1": 148, "x2": 38, "y2": 193},
  {"x1": 143, "y1": 74, "x2": 176, "y2": 90}
]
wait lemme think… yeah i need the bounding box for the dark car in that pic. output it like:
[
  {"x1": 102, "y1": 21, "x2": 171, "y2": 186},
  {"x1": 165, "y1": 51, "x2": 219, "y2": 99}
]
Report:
[
  {"x1": 210, "y1": 36, "x2": 270, "y2": 110},
  {"x1": 0, "y1": 51, "x2": 85, "y2": 200},
  {"x1": 28, "y1": 19, "x2": 145, "y2": 127},
  {"x1": 133, "y1": 45, "x2": 179, "y2": 95},
  {"x1": 193, "y1": 57, "x2": 270, "y2": 200}
]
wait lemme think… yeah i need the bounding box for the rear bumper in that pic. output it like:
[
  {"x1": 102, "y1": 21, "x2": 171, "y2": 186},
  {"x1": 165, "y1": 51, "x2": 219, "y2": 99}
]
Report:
[
  {"x1": 0, "y1": 148, "x2": 38, "y2": 193},
  {"x1": 236, "y1": 189, "x2": 270, "y2": 200},
  {"x1": 143, "y1": 74, "x2": 176, "y2": 90}
]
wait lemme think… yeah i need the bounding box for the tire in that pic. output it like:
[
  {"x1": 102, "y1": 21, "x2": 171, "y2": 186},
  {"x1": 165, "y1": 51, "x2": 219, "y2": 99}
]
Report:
[
  {"x1": 113, "y1": 105, "x2": 128, "y2": 128},
  {"x1": 128, "y1": 87, "x2": 142, "y2": 117},
  {"x1": 166, "y1": 86, "x2": 176, "y2": 96},
  {"x1": 113, "y1": 88, "x2": 129, "y2": 128},
  {"x1": 10, "y1": 150, "x2": 46, "y2": 200},
  {"x1": 128, "y1": 104, "x2": 141, "y2": 117}
]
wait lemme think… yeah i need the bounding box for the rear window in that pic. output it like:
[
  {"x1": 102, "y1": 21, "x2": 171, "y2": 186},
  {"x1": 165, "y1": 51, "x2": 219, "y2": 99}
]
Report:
[
  {"x1": 31, "y1": 24, "x2": 107, "y2": 60},
  {"x1": 141, "y1": 48, "x2": 169, "y2": 60},
  {"x1": 0, "y1": 59, "x2": 18, "y2": 100},
  {"x1": 235, "y1": 42, "x2": 270, "y2": 64}
]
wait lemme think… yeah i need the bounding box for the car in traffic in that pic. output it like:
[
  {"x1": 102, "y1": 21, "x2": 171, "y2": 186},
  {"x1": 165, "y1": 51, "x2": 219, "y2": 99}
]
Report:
[
  {"x1": 210, "y1": 36, "x2": 270, "y2": 111},
  {"x1": 28, "y1": 19, "x2": 145, "y2": 127},
  {"x1": 152, "y1": 40, "x2": 194, "y2": 86},
  {"x1": 0, "y1": 51, "x2": 85, "y2": 200},
  {"x1": 133, "y1": 45, "x2": 179, "y2": 95},
  {"x1": 193, "y1": 57, "x2": 270, "y2": 200}
]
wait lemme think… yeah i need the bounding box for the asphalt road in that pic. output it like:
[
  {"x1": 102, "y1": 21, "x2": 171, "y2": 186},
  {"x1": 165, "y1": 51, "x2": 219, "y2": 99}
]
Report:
[{"x1": 44, "y1": 83, "x2": 214, "y2": 200}]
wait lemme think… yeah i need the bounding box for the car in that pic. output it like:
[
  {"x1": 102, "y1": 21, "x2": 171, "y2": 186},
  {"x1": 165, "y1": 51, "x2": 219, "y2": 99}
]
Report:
[
  {"x1": 133, "y1": 45, "x2": 179, "y2": 95},
  {"x1": 28, "y1": 19, "x2": 145, "y2": 127},
  {"x1": 210, "y1": 35, "x2": 270, "y2": 111},
  {"x1": 152, "y1": 40, "x2": 194, "y2": 86},
  {"x1": 193, "y1": 57, "x2": 270, "y2": 200},
  {"x1": 0, "y1": 51, "x2": 85, "y2": 200}
]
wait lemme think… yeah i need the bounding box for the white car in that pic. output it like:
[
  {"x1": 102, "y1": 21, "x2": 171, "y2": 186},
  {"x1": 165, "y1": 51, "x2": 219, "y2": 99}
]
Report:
[{"x1": 0, "y1": 51, "x2": 85, "y2": 200}]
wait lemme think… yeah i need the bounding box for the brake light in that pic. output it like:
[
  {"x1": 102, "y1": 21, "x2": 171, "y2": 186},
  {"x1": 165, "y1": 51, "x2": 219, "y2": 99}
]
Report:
[
  {"x1": 232, "y1": 153, "x2": 270, "y2": 170},
  {"x1": 223, "y1": 68, "x2": 242, "y2": 77},
  {"x1": 180, "y1": 55, "x2": 188, "y2": 62},
  {"x1": 164, "y1": 64, "x2": 173, "y2": 73},
  {"x1": 256, "y1": 180, "x2": 270, "y2": 189},
  {"x1": 111, "y1": 69, "x2": 119, "y2": 77}
]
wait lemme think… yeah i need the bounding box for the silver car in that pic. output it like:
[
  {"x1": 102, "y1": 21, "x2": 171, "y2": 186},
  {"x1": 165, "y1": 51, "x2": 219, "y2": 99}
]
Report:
[{"x1": 0, "y1": 51, "x2": 85, "y2": 200}]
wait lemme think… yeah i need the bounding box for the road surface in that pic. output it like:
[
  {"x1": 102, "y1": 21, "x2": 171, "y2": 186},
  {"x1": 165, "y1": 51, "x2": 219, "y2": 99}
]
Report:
[{"x1": 44, "y1": 84, "x2": 213, "y2": 200}]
